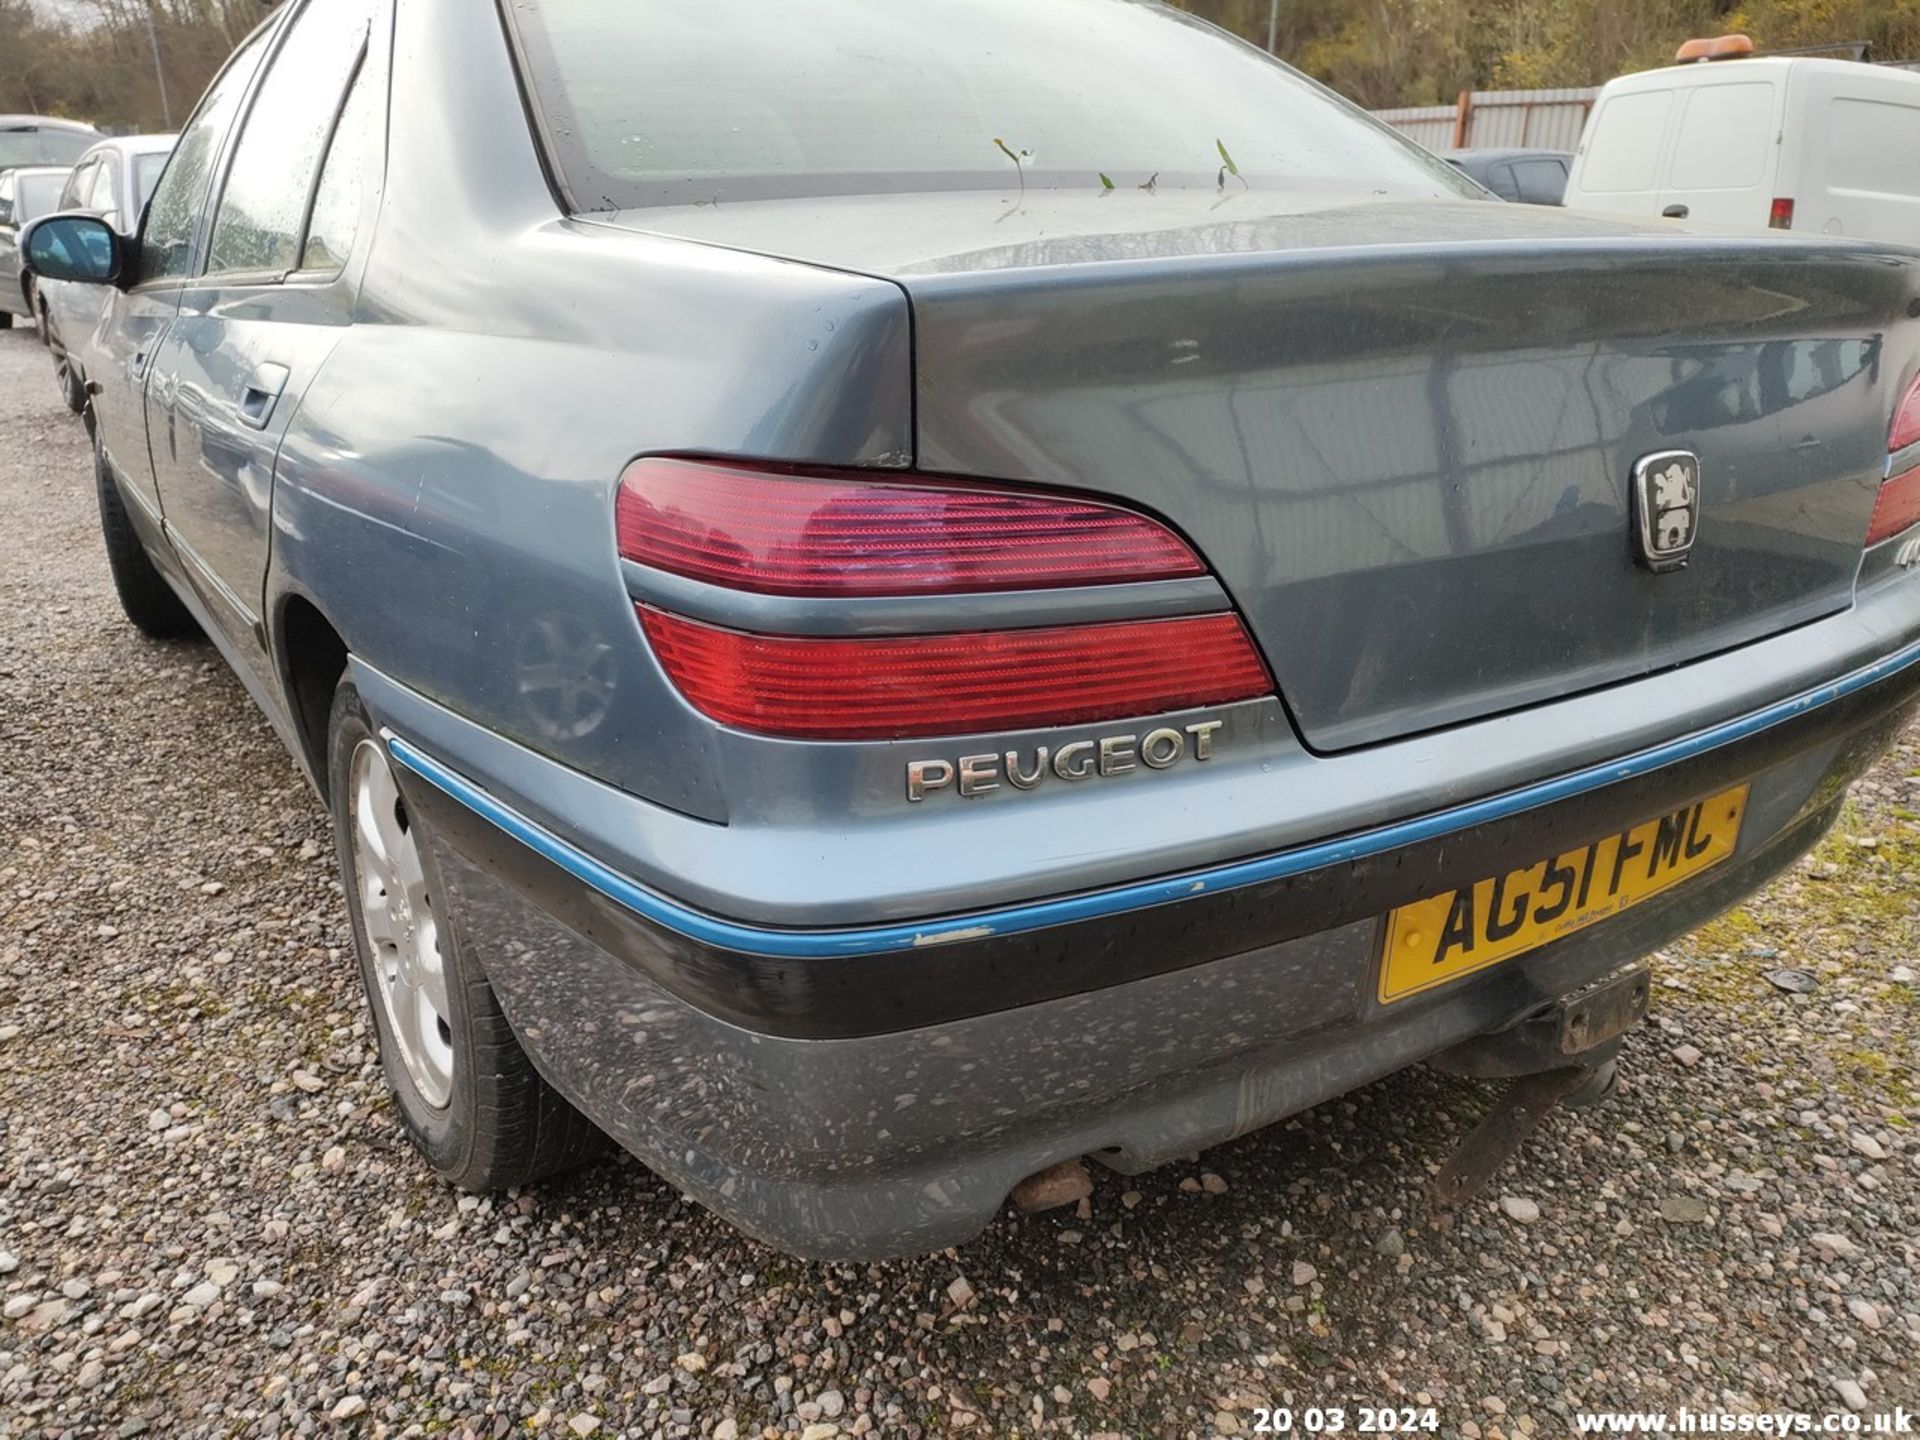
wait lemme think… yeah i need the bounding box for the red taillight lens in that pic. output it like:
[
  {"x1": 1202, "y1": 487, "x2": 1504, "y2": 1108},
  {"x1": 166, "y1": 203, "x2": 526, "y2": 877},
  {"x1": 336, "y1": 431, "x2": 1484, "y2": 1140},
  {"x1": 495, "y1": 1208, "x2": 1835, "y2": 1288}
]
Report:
[
  {"x1": 1867, "y1": 466, "x2": 1920, "y2": 546},
  {"x1": 638, "y1": 607, "x2": 1272, "y2": 740},
  {"x1": 1768, "y1": 197, "x2": 1795, "y2": 230},
  {"x1": 616, "y1": 457, "x2": 1205, "y2": 596},
  {"x1": 1891, "y1": 374, "x2": 1920, "y2": 454}
]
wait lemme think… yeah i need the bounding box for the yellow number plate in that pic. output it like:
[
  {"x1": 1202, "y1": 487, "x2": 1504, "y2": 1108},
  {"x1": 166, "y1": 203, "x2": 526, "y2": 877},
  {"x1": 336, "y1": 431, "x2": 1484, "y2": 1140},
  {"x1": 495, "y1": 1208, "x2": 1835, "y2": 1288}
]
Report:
[{"x1": 1378, "y1": 784, "x2": 1750, "y2": 1005}]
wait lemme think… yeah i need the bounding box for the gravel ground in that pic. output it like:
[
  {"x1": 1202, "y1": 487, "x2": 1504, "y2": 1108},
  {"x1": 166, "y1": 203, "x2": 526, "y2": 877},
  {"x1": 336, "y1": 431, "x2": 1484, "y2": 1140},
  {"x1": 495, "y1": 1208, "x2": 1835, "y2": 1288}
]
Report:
[{"x1": 1, "y1": 319, "x2": 1917, "y2": 1440}]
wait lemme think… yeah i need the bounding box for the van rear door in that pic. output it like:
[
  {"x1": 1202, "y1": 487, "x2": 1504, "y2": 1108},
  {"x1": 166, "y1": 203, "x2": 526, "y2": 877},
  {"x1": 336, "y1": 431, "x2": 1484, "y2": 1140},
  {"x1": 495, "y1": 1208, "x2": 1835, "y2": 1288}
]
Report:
[
  {"x1": 1656, "y1": 71, "x2": 1784, "y2": 228},
  {"x1": 1565, "y1": 82, "x2": 1677, "y2": 217}
]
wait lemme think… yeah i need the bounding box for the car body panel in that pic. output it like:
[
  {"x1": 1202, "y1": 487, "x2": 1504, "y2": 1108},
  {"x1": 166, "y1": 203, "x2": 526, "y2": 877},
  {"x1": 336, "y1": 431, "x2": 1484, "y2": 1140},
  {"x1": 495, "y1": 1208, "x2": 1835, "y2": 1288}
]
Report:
[
  {"x1": 599, "y1": 191, "x2": 1917, "y2": 750},
  {"x1": 149, "y1": 283, "x2": 354, "y2": 671}
]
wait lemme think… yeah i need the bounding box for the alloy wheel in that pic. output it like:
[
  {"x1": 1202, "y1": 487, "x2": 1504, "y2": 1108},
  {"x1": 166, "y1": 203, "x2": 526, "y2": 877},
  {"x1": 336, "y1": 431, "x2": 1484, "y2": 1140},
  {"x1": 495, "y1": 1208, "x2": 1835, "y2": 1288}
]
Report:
[{"x1": 347, "y1": 739, "x2": 454, "y2": 1108}]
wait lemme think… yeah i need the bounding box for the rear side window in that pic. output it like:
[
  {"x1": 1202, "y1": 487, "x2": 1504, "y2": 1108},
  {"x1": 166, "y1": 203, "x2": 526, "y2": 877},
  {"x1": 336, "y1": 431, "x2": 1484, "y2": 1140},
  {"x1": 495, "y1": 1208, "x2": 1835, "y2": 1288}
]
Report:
[
  {"x1": 59, "y1": 159, "x2": 94, "y2": 211},
  {"x1": 207, "y1": 0, "x2": 371, "y2": 277},
  {"x1": 1483, "y1": 164, "x2": 1521, "y2": 200},
  {"x1": 1668, "y1": 82, "x2": 1775, "y2": 190},
  {"x1": 0, "y1": 128, "x2": 93, "y2": 170},
  {"x1": 140, "y1": 27, "x2": 272, "y2": 282},
  {"x1": 85, "y1": 161, "x2": 117, "y2": 216},
  {"x1": 1579, "y1": 89, "x2": 1674, "y2": 193},
  {"x1": 133, "y1": 152, "x2": 169, "y2": 215},
  {"x1": 298, "y1": 59, "x2": 379, "y2": 273},
  {"x1": 1511, "y1": 157, "x2": 1568, "y2": 204},
  {"x1": 1825, "y1": 96, "x2": 1920, "y2": 199},
  {"x1": 506, "y1": 0, "x2": 1478, "y2": 209}
]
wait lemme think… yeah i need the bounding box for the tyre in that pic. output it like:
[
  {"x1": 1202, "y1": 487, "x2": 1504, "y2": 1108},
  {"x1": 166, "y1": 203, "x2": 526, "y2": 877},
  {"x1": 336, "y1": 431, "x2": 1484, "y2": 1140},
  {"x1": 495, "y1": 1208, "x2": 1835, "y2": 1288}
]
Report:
[
  {"x1": 328, "y1": 678, "x2": 605, "y2": 1191},
  {"x1": 94, "y1": 443, "x2": 200, "y2": 639},
  {"x1": 59, "y1": 354, "x2": 86, "y2": 415},
  {"x1": 0, "y1": 310, "x2": 12, "y2": 330}
]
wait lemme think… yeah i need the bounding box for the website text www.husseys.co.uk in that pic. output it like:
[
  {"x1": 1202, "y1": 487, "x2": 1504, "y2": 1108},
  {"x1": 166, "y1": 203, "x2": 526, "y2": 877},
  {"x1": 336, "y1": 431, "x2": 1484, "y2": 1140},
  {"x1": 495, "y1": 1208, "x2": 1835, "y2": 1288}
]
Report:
[{"x1": 1576, "y1": 1410, "x2": 1914, "y2": 1434}]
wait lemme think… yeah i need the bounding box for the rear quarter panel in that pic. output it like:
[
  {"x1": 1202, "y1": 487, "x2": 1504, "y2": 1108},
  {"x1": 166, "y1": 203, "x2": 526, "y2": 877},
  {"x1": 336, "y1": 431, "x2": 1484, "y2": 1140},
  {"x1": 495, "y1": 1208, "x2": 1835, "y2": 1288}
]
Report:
[{"x1": 264, "y1": 0, "x2": 913, "y2": 822}]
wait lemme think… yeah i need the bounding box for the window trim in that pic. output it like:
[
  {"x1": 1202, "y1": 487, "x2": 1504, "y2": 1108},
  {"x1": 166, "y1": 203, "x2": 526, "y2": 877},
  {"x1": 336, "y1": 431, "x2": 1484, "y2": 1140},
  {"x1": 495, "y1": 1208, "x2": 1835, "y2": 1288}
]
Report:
[
  {"x1": 285, "y1": 44, "x2": 372, "y2": 284},
  {"x1": 199, "y1": 1, "x2": 371, "y2": 289},
  {"x1": 129, "y1": 10, "x2": 285, "y2": 295}
]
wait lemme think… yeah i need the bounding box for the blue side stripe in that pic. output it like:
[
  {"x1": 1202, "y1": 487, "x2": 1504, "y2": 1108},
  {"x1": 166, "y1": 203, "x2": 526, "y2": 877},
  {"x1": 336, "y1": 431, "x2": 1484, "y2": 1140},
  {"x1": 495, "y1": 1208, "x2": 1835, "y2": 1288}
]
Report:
[{"x1": 385, "y1": 632, "x2": 1920, "y2": 960}]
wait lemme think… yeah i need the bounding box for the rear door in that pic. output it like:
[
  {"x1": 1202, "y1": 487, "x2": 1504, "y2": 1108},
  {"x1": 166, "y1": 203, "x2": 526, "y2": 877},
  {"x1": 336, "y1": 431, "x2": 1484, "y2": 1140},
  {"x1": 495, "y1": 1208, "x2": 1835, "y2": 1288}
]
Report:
[
  {"x1": 90, "y1": 26, "x2": 273, "y2": 517},
  {"x1": 146, "y1": 0, "x2": 382, "y2": 674},
  {"x1": 1658, "y1": 73, "x2": 1782, "y2": 228},
  {"x1": 1565, "y1": 82, "x2": 1677, "y2": 218}
]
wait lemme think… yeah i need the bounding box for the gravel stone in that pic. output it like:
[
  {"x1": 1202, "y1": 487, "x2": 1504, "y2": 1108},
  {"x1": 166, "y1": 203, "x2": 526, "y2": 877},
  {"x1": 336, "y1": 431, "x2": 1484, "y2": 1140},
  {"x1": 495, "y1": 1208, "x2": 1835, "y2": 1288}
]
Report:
[
  {"x1": 1498, "y1": 1195, "x2": 1541, "y2": 1224},
  {"x1": 1659, "y1": 1196, "x2": 1711, "y2": 1224}
]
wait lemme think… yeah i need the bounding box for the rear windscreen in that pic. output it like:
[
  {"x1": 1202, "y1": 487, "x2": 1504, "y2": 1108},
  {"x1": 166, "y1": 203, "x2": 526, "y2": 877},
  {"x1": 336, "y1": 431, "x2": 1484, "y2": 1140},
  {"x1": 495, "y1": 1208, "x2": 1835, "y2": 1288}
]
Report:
[
  {"x1": 506, "y1": 0, "x2": 1479, "y2": 209},
  {"x1": 0, "y1": 127, "x2": 93, "y2": 171},
  {"x1": 15, "y1": 171, "x2": 67, "y2": 219}
]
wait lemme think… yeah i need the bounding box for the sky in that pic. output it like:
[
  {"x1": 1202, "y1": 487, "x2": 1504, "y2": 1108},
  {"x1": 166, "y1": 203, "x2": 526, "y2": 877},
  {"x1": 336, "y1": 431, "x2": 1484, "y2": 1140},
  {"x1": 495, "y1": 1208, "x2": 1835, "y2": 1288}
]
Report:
[{"x1": 27, "y1": 0, "x2": 96, "y2": 22}]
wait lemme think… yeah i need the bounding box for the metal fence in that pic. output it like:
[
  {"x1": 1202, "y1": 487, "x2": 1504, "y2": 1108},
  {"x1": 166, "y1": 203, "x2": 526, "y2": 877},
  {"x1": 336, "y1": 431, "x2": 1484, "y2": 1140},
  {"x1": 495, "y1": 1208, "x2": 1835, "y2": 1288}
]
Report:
[{"x1": 1373, "y1": 87, "x2": 1599, "y2": 153}]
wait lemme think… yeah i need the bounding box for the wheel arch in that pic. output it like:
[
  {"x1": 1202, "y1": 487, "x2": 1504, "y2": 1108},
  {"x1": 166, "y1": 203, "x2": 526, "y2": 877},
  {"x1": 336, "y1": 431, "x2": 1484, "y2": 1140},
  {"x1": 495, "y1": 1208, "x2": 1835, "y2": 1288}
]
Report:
[{"x1": 275, "y1": 591, "x2": 352, "y2": 799}]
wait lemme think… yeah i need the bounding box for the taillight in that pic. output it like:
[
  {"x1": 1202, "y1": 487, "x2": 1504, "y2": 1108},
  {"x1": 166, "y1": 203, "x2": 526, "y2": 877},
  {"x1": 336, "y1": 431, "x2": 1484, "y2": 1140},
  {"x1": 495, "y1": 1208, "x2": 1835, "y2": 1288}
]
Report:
[
  {"x1": 1867, "y1": 469, "x2": 1920, "y2": 546},
  {"x1": 617, "y1": 456, "x2": 1205, "y2": 596},
  {"x1": 1891, "y1": 375, "x2": 1920, "y2": 454},
  {"x1": 637, "y1": 607, "x2": 1272, "y2": 740},
  {"x1": 618, "y1": 457, "x2": 1274, "y2": 739},
  {"x1": 1768, "y1": 197, "x2": 1795, "y2": 231},
  {"x1": 1866, "y1": 374, "x2": 1920, "y2": 546}
]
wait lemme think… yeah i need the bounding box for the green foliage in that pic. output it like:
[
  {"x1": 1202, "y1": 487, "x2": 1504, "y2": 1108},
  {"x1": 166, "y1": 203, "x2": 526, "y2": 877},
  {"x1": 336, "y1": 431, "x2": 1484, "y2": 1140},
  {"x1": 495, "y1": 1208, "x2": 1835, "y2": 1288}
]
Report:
[
  {"x1": 1, "y1": 0, "x2": 271, "y2": 130},
  {"x1": 1169, "y1": 0, "x2": 1920, "y2": 106}
]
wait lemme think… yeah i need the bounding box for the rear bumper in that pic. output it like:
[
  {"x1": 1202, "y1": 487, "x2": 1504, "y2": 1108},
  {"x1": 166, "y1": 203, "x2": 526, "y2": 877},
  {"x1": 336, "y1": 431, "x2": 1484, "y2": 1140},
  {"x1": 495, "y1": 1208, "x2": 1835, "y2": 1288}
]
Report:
[
  {"x1": 421, "y1": 788, "x2": 1846, "y2": 1260},
  {"x1": 386, "y1": 625, "x2": 1920, "y2": 1039},
  {"x1": 368, "y1": 610, "x2": 1920, "y2": 1258}
]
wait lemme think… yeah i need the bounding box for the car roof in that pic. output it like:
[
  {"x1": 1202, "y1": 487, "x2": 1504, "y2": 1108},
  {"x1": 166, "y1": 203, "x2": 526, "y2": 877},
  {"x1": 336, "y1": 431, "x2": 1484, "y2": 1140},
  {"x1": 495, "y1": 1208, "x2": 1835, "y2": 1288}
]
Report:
[
  {"x1": 1601, "y1": 56, "x2": 1920, "y2": 90},
  {"x1": 0, "y1": 115, "x2": 99, "y2": 134},
  {"x1": 78, "y1": 134, "x2": 178, "y2": 162},
  {"x1": 7, "y1": 165, "x2": 71, "y2": 180}
]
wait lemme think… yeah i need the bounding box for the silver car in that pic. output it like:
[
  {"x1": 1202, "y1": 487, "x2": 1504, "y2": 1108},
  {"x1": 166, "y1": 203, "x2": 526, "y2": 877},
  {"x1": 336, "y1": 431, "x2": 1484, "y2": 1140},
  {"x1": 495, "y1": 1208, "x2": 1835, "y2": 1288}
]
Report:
[
  {"x1": 36, "y1": 134, "x2": 176, "y2": 412},
  {"x1": 24, "y1": 0, "x2": 1920, "y2": 1260},
  {"x1": 0, "y1": 165, "x2": 72, "y2": 329}
]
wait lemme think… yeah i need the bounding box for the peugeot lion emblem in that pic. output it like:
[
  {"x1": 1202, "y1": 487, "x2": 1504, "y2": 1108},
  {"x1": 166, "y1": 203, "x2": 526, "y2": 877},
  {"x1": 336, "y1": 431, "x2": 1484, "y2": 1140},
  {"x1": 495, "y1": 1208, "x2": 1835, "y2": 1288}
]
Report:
[{"x1": 1630, "y1": 450, "x2": 1701, "y2": 573}]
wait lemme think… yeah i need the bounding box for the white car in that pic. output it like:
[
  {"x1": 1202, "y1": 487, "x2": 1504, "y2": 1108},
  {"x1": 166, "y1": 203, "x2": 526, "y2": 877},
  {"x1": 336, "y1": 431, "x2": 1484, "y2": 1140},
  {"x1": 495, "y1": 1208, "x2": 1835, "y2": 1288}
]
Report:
[{"x1": 1563, "y1": 39, "x2": 1920, "y2": 245}]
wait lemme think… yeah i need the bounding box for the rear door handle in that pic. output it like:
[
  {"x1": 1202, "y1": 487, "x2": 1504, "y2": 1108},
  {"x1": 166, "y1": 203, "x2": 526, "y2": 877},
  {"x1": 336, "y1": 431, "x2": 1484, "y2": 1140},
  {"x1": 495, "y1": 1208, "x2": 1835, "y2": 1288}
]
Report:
[
  {"x1": 1661, "y1": 204, "x2": 1690, "y2": 219},
  {"x1": 238, "y1": 362, "x2": 290, "y2": 430}
]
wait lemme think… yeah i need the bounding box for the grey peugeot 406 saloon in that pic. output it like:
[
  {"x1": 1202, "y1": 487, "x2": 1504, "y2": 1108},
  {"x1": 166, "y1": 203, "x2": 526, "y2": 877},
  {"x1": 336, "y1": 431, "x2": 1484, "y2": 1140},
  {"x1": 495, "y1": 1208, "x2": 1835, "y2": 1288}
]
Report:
[{"x1": 22, "y1": 0, "x2": 1920, "y2": 1260}]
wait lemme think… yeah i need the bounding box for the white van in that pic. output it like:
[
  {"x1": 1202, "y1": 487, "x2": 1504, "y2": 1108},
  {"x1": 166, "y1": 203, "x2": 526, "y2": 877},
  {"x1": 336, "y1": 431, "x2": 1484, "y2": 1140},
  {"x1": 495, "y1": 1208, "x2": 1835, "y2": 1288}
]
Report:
[{"x1": 1562, "y1": 46, "x2": 1920, "y2": 245}]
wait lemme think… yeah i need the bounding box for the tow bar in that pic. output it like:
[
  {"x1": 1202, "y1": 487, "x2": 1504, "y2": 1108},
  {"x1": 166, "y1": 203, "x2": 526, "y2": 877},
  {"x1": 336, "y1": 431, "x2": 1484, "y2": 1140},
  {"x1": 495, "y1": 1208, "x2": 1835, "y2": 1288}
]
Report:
[{"x1": 1429, "y1": 963, "x2": 1650, "y2": 1207}]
